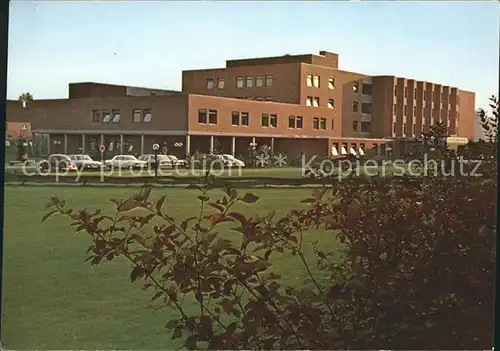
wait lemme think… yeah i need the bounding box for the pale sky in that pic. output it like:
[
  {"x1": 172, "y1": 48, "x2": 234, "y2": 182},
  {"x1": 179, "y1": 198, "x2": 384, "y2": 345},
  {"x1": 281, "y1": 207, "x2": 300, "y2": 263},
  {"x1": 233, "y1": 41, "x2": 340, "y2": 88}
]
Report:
[{"x1": 7, "y1": 1, "x2": 500, "y2": 110}]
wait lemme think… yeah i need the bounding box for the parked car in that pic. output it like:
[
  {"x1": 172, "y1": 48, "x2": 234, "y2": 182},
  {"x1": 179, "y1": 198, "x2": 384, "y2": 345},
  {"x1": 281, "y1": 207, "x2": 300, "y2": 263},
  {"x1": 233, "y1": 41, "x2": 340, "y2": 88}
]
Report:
[
  {"x1": 166, "y1": 154, "x2": 189, "y2": 167},
  {"x1": 216, "y1": 154, "x2": 245, "y2": 167},
  {"x1": 138, "y1": 154, "x2": 189, "y2": 168},
  {"x1": 39, "y1": 154, "x2": 78, "y2": 173},
  {"x1": 104, "y1": 155, "x2": 147, "y2": 170},
  {"x1": 69, "y1": 154, "x2": 103, "y2": 170}
]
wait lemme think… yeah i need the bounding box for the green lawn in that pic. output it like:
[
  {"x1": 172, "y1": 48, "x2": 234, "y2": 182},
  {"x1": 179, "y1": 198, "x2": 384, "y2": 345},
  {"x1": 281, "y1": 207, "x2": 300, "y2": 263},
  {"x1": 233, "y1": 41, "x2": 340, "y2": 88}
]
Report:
[{"x1": 2, "y1": 186, "x2": 338, "y2": 350}]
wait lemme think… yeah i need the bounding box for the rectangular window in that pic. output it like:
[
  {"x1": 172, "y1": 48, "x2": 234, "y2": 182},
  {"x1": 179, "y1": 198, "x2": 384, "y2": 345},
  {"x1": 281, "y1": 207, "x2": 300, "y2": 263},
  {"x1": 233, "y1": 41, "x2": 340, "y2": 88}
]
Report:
[
  {"x1": 313, "y1": 75, "x2": 320, "y2": 88},
  {"x1": 231, "y1": 111, "x2": 240, "y2": 125},
  {"x1": 270, "y1": 114, "x2": 277, "y2": 128},
  {"x1": 353, "y1": 101, "x2": 359, "y2": 112},
  {"x1": 361, "y1": 103, "x2": 372, "y2": 114},
  {"x1": 352, "y1": 121, "x2": 358, "y2": 132},
  {"x1": 414, "y1": 88, "x2": 417, "y2": 96},
  {"x1": 296, "y1": 116, "x2": 303, "y2": 129},
  {"x1": 362, "y1": 84, "x2": 372, "y2": 95},
  {"x1": 306, "y1": 74, "x2": 313, "y2": 87},
  {"x1": 306, "y1": 97, "x2": 313, "y2": 106},
  {"x1": 256, "y1": 76, "x2": 264, "y2": 87},
  {"x1": 132, "y1": 109, "x2": 141, "y2": 123},
  {"x1": 404, "y1": 87, "x2": 408, "y2": 98},
  {"x1": 403, "y1": 123, "x2": 407, "y2": 134},
  {"x1": 198, "y1": 109, "x2": 207, "y2": 124},
  {"x1": 265, "y1": 96, "x2": 273, "y2": 102},
  {"x1": 265, "y1": 75, "x2": 273, "y2": 87},
  {"x1": 261, "y1": 113, "x2": 269, "y2": 127},
  {"x1": 413, "y1": 106, "x2": 417, "y2": 115},
  {"x1": 328, "y1": 78, "x2": 335, "y2": 90},
  {"x1": 413, "y1": 124, "x2": 416, "y2": 134},
  {"x1": 241, "y1": 112, "x2": 249, "y2": 126},
  {"x1": 353, "y1": 82, "x2": 359, "y2": 92},
  {"x1": 92, "y1": 109, "x2": 102, "y2": 123},
  {"x1": 246, "y1": 76, "x2": 253, "y2": 88},
  {"x1": 313, "y1": 97, "x2": 320, "y2": 107},
  {"x1": 288, "y1": 115, "x2": 295, "y2": 128},
  {"x1": 393, "y1": 104, "x2": 397, "y2": 114},
  {"x1": 320, "y1": 118, "x2": 326, "y2": 130},
  {"x1": 208, "y1": 109, "x2": 218, "y2": 124},
  {"x1": 404, "y1": 105, "x2": 408, "y2": 115},
  {"x1": 313, "y1": 117, "x2": 319, "y2": 130},
  {"x1": 328, "y1": 99, "x2": 335, "y2": 109},
  {"x1": 393, "y1": 123, "x2": 396, "y2": 134},
  {"x1": 424, "y1": 108, "x2": 427, "y2": 118},
  {"x1": 331, "y1": 119, "x2": 334, "y2": 130},
  {"x1": 361, "y1": 121, "x2": 371, "y2": 133},
  {"x1": 394, "y1": 86, "x2": 397, "y2": 97},
  {"x1": 206, "y1": 79, "x2": 214, "y2": 89},
  {"x1": 102, "y1": 109, "x2": 111, "y2": 123},
  {"x1": 217, "y1": 78, "x2": 225, "y2": 89},
  {"x1": 236, "y1": 77, "x2": 244, "y2": 89},
  {"x1": 142, "y1": 109, "x2": 152, "y2": 123},
  {"x1": 112, "y1": 109, "x2": 121, "y2": 123}
]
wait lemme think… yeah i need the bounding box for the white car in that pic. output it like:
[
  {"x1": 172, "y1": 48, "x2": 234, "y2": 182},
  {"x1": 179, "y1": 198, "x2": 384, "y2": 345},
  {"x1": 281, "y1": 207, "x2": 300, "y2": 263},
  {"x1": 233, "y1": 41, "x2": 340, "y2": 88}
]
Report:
[
  {"x1": 216, "y1": 154, "x2": 245, "y2": 167},
  {"x1": 104, "y1": 155, "x2": 147, "y2": 170},
  {"x1": 138, "y1": 154, "x2": 189, "y2": 168},
  {"x1": 69, "y1": 154, "x2": 103, "y2": 170}
]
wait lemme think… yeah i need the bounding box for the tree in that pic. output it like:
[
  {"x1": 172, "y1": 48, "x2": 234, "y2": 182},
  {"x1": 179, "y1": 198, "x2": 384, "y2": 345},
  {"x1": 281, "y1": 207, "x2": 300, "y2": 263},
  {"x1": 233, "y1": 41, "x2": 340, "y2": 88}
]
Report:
[
  {"x1": 18, "y1": 92, "x2": 33, "y2": 108},
  {"x1": 477, "y1": 95, "x2": 498, "y2": 143}
]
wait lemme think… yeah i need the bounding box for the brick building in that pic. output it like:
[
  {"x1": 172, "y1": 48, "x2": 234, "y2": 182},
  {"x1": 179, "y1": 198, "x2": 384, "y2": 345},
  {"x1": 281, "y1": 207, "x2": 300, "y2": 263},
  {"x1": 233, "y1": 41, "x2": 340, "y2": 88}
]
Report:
[{"x1": 6, "y1": 50, "x2": 476, "y2": 159}]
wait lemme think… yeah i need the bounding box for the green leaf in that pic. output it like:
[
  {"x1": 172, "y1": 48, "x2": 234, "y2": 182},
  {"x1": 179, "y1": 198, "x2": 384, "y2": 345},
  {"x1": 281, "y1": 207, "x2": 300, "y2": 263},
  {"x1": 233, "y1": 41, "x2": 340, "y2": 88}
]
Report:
[
  {"x1": 156, "y1": 195, "x2": 167, "y2": 214},
  {"x1": 130, "y1": 266, "x2": 145, "y2": 282},
  {"x1": 208, "y1": 202, "x2": 225, "y2": 212},
  {"x1": 171, "y1": 325, "x2": 183, "y2": 339},
  {"x1": 240, "y1": 193, "x2": 259, "y2": 204},
  {"x1": 165, "y1": 319, "x2": 178, "y2": 330},
  {"x1": 118, "y1": 199, "x2": 138, "y2": 212},
  {"x1": 41, "y1": 210, "x2": 58, "y2": 222},
  {"x1": 151, "y1": 291, "x2": 163, "y2": 301},
  {"x1": 184, "y1": 335, "x2": 198, "y2": 350}
]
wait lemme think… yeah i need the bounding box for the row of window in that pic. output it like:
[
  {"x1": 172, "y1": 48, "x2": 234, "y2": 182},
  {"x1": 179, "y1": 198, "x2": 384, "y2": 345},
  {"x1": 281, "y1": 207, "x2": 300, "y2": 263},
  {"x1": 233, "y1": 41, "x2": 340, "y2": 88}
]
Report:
[
  {"x1": 92, "y1": 108, "x2": 152, "y2": 124},
  {"x1": 92, "y1": 109, "x2": 121, "y2": 124},
  {"x1": 352, "y1": 121, "x2": 372, "y2": 133},
  {"x1": 207, "y1": 75, "x2": 274, "y2": 90},
  {"x1": 393, "y1": 103, "x2": 460, "y2": 120},
  {"x1": 394, "y1": 86, "x2": 461, "y2": 104},
  {"x1": 244, "y1": 96, "x2": 273, "y2": 101},
  {"x1": 197, "y1": 109, "x2": 334, "y2": 130},
  {"x1": 306, "y1": 97, "x2": 336, "y2": 109},
  {"x1": 392, "y1": 121, "x2": 455, "y2": 136},
  {"x1": 306, "y1": 75, "x2": 336, "y2": 90}
]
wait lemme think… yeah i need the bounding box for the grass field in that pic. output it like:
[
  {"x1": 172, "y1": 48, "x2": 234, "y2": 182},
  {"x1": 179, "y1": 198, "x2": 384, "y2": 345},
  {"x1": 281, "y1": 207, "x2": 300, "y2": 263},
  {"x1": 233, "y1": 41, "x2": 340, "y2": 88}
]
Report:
[{"x1": 2, "y1": 186, "x2": 336, "y2": 350}]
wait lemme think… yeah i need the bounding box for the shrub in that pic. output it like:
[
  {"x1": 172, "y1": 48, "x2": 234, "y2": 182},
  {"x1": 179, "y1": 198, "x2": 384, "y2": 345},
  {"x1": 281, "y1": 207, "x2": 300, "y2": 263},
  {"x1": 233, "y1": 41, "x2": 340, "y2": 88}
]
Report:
[
  {"x1": 44, "y1": 169, "x2": 495, "y2": 349},
  {"x1": 43, "y1": 98, "x2": 497, "y2": 349}
]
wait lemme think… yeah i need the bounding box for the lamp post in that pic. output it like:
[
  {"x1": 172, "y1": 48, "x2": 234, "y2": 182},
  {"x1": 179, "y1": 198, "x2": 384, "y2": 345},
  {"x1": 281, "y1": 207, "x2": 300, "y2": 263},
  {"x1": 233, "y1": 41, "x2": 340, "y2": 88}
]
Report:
[{"x1": 152, "y1": 143, "x2": 160, "y2": 178}]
